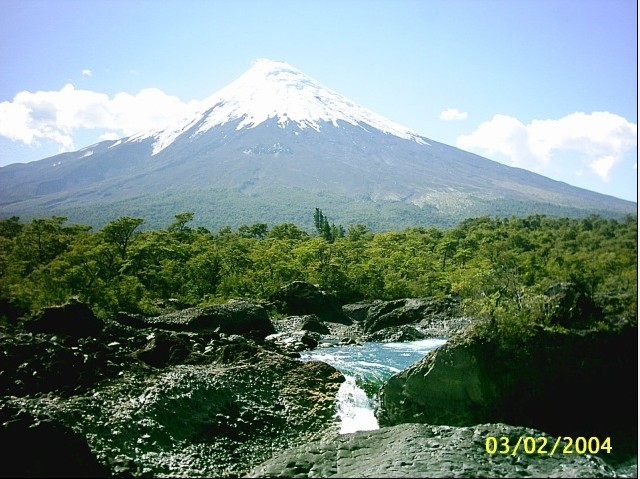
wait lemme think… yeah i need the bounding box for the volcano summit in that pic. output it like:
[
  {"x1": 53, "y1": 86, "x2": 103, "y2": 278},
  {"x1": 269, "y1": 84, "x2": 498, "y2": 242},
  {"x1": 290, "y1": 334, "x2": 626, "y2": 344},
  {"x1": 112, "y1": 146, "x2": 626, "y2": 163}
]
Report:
[{"x1": 0, "y1": 59, "x2": 634, "y2": 230}]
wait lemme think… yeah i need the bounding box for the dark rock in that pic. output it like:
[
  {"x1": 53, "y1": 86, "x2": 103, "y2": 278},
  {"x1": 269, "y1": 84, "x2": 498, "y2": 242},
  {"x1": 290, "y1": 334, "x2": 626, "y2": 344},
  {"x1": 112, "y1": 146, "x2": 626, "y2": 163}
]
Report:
[
  {"x1": 0, "y1": 332, "x2": 111, "y2": 396},
  {"x1": 269, "y1": 281, "x2": 351, "y2": 324},
  {"x1": 114, "y1": 311, "x2": 147, "y2": 329},
  {"x1": 0, "y1": 405, "x2": 109, "y2": 478},
  {"x1": 345, "y1": 297, "x2": 470, "y2": 340},
  {"x1": 210, "y1": 337, "x2": 264, "y2": 365},
  {"x1": 25, "y1": 299, "x2": 103, "y2": 338},
  {"x1": 273, "y1": 314, "x2": 362, "y2": 343},
  {"x1": 299, "y1": 316, "x2": 331, "y2": 334},
  {"x1": 377, "y1": 339, "x2": 499, "y2": 427},
  {"x1": 341, "y1": 302, "x2": 371, "y2": 322},
  {"x1": 0, "y1": 299, "x2": 24, "y2": 324},
  {"x1": 419, "y1": 316, "x2": 472, "y2": 338},
  {"x1": 4, "y1": 344, "x2": 344, "y2": 478},
  {"x1": 360, "y1": 296, "x2": 459, "y2": 333},
  {"x1": 132, "y1": 331, "x2": 193, "y2": 368},
  {"x1": 246, "y1": 422, "x2": 618, "y2": 478},
  {"x1": 300, "y1": 334, "x2": 319, "y2": 349},
  {"x1": 363, "y1": 324, "x2": 426, "y2": 342},
  {"x1": 114, "y1": 300, "x2": 275, "y2": 339},
  {"x1": 271, "y1": 315, "x2": 307, "y2": 334},
  {"x1": 377, "y1": 322, "x2": 638, "y2": 464}
]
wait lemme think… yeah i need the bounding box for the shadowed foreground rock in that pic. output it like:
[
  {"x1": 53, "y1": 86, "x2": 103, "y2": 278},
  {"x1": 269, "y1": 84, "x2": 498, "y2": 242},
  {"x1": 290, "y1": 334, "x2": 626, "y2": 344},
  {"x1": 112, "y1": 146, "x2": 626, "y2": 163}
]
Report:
[
  {"x1": 246, "y1": 423, "x2": 618, "y2": 478},
  {"x1": 4, "y1": 345, "x2": 344, "y2": 477},
  {"x1": 375, "y1": 286, "x2": 638, "y2": 473},
  {"x1": 377, "y1": 321, "x2": 638, "y2": 450},
  {"x1": 26, "y1": 298, "x2": 104, "y2": 338},
  {"x1": 1, "y1": 299, "x2": 344, "y2": 478},
  {"x1": 0, "y1": 406, "x2": 110, "y2": 478}
]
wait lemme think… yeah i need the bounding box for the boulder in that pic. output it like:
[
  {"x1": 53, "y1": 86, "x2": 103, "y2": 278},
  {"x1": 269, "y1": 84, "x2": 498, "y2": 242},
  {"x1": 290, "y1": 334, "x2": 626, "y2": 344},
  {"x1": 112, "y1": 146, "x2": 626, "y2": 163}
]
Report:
[
  {"x1": 246, "y1": 422, "x2": 618, "y2": 478},
  {"x1": 114, "y1": 311, "x2": 147, "y2": 328},
  {"x1": 299, "y1": 316, "x2": 331, "y2": 334},
  {"x1": 131, "y1": 331, "x2": 194, "y2": 368},
  {"x1": 269, "y1": 281, "x2": 351, "y2": 324},
  {"x1": 341, "y1": 302, "x2": 371, "y2": 322},
  {"x1": 347, "y1": 296, "x2": 461, "y2": 335},
  {"x1": 115, "y1": 300, "x2": 275, "y2": 339},
  {"x1": 377, "y1": 339, "x2": 499, "y2": 427},
  {"x1": 25, "y1": 299, "x2": 104, "y2": 338},
  {"x1": 363, "y1": 324, "x2": 426, "y2": 342},
  {"x1": 0, "y1": 405, "x2": 109, "y2": 478},
  {"x1": 209, "y1": 336, "x2": 268, "y2": 364},
  {"x1": 377, "y1": 322, "x2": 638, "y2": 463}
]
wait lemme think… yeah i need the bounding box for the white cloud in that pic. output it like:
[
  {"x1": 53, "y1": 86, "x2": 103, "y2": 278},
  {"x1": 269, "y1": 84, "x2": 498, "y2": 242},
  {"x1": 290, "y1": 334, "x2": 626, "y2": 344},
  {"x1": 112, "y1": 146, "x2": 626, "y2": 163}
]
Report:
[
  {"x1": 457, "y1": 112, "x2": 637, "y2": 182},
  {"x1": 99, "y1": 131, "x2": 121, "y2": 141},
  {"x1": 0, "y1": 84, "x2": 200, "y2": 152},
  {"x1": 439, "y1": 108, "x2": 468, "y2": 121},
  {"x1": 82, "y1": 69, "x2": 92, "y2": 77}
]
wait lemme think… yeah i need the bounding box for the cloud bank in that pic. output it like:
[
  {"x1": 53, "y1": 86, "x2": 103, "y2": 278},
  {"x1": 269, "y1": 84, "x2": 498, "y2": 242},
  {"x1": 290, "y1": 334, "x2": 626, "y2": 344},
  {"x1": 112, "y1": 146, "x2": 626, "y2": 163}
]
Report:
[
  {"x1": 457, "y1": 112, "x2": 637, "y2": 181},
  {"x1": 0, "y1": 84, "x2": 200, "y2": 151}
]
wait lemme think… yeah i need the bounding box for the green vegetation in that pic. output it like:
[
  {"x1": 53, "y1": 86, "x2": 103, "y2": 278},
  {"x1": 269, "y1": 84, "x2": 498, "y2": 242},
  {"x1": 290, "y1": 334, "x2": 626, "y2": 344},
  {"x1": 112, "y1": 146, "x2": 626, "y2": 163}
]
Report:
[
  {"x1": 0, "y1": 212, "x2": 636, "y2": 335},
  {"x1": 313, "y1": 208, "x2": 345, "y2": 243}
]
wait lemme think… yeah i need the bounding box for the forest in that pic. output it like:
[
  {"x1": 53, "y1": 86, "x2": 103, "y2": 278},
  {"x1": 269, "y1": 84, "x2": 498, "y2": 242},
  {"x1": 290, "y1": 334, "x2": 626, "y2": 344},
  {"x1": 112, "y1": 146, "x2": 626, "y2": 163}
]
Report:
[{"x1": 0, "y1": 210, "x2": 637, "y2": 338}]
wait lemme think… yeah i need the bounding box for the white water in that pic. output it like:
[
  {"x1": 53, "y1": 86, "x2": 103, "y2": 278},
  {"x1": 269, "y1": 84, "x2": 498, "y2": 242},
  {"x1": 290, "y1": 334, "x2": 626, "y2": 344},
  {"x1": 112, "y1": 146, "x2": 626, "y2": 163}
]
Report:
[
  {"x1": 301, "y1": 338, "x2": 447, "y2": 434},
  {"x1": 336, "y1": 376, "x2": 379, "y2": 433}
]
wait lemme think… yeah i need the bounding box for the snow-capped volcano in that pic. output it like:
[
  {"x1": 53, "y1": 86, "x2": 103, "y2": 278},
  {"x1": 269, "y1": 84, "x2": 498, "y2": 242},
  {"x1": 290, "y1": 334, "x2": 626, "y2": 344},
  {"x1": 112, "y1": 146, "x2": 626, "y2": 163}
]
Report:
[
  {"x1": 0, "y1": 59, "x2": 635, "y2": 230},
  {"x1": 128, "y1": 59, "x2": 427, "y2": 155}
]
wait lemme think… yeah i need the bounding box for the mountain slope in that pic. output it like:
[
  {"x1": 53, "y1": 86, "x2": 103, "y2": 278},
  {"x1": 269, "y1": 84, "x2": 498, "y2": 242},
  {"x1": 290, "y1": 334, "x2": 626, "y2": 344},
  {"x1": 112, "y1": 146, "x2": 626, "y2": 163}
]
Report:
[{"x1": 0, "y1": 60, "x2": 635, "y2": 230}]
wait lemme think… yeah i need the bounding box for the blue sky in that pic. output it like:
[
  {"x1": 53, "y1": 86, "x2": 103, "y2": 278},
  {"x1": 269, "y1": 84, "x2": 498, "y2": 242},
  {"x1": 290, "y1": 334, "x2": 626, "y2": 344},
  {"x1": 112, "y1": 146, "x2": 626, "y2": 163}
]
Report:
[{"x1": 0, "y1": 0, "x2": 637, "y2": 201}]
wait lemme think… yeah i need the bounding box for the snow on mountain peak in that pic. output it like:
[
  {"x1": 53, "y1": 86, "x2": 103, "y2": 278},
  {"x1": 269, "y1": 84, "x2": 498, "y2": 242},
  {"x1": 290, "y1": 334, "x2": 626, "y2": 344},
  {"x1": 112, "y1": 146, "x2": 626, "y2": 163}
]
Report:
[{"x1": 129, "y1": 59, "x2": 427, "y2": 154}]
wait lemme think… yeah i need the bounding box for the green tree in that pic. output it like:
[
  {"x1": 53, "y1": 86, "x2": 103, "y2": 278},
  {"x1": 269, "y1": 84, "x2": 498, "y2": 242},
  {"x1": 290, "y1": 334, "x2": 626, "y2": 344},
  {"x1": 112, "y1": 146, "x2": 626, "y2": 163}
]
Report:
[
  {"x1": 268, "y1": 223, "x2": 309, "y2": 240},
  {"x1": 168, "y1": 212, "x2": 195, "y2": 232},
  {"x1": 346, "y1": 224, "x2": 371, "y2": 241},
  {"x1": 238, "y1": 223, "x2": 269, "y2": 239},
  {"x1": 313, "y1": 208, "x2": 344, "y2": 243},
  {"x1": 11, "y1": 217, "x2": 88, "y2": 277},
  {"x1": 0, "y1": 216, "x2": 23, "y2": 239},
  {"x1": 101, "y1": 217, "x2": 144, "y2": 261}
]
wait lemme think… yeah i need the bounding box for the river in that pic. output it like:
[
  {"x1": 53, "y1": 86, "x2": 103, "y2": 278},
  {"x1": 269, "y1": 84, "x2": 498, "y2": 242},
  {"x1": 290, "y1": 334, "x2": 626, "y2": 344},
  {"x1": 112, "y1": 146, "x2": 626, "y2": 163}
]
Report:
[{"x1": 300, "y1": 338, "x2": 447, "y2": 434}]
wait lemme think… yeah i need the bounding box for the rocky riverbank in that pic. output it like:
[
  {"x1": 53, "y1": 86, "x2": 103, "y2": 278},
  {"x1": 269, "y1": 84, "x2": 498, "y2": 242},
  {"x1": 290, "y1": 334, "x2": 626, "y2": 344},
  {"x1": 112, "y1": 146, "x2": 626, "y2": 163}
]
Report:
[
  {"x1": 0, "y1": 298, "x2": 344, "y2": 477},
  {"x1": 266, "y1": 281, "x2": 470, "y2": 353},
  {"x1": 0, "y1": 281, "x2": 636, "y2": 477}
]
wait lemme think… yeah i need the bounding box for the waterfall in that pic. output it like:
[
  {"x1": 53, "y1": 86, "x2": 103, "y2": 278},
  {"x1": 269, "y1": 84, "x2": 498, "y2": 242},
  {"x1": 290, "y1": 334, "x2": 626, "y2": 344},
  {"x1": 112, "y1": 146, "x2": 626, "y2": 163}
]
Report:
[
  {"x1": 336, "y1": 376, "x2": 379, "y2": 434},
  {"x1": 301, "y1": 338, "x2": 447, "y2": 434}
]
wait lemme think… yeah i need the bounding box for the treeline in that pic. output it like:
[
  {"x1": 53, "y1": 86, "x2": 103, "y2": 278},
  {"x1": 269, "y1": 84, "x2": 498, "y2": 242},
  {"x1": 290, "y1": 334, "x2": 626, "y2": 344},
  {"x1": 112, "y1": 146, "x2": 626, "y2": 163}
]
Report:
[{"x1": 0, "y1": 211, "x2": 636, "y2": 330}]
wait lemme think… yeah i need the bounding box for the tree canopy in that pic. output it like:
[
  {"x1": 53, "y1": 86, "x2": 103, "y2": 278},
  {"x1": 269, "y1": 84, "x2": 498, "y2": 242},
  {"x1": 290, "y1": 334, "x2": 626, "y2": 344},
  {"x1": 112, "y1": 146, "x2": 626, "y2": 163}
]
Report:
[{"x1": 0, "y1": 212, "x2": 636, "y2": 332}]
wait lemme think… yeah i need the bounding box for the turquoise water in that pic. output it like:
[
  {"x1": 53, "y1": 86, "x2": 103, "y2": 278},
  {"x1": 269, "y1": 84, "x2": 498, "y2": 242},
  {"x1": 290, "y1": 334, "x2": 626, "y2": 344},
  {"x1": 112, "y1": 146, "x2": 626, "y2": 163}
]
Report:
[{"x1": 300, "y1": 338, "x2": 447, "y2": 433}]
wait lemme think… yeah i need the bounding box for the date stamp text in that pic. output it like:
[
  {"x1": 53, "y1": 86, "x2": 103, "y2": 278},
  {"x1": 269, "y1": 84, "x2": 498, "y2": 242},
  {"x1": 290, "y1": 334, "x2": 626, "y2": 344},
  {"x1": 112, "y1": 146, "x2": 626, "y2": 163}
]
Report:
[{"x1": 485, "y1": 436, "x2": 612, "y2": 456}]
